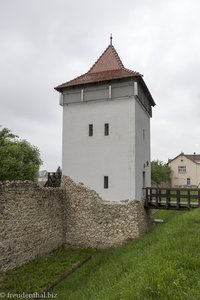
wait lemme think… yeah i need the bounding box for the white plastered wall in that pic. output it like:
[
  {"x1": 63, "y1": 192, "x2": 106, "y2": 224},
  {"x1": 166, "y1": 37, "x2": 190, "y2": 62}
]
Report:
[
  {"x1": 62, "y1": 98, "x2": 135, "y2": 201},
  {"x1": 134, "y1": 98, "x2": 151, "y2": 200}
]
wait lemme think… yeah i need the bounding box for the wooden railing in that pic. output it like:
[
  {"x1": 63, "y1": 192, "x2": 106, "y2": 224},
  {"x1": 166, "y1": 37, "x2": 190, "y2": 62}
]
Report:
[{"x1": 144, "y1": 187, "x2": 200, "y2": 210}]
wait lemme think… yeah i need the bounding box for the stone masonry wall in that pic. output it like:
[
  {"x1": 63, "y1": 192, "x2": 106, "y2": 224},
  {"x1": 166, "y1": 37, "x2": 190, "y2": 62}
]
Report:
[
  {"x1": 62, "y1": 176, "x2": 152, "y2": 248},
  {"x1": 0, "y1": 177, "x2": 152, "y2": 271},
  {"x1": 0, "y1": 181, "x2": 65, "y2": 271}
]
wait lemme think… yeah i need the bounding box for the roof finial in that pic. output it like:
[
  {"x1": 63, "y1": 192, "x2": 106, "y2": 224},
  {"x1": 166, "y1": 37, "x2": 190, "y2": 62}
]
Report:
[{"x1": 110, "y1": 33, "x2": 113, "y2": 46}]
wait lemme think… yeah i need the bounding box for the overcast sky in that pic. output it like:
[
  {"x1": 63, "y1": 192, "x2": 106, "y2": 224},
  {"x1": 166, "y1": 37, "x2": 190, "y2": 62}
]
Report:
[{"x1": 0, "y1": 0, "x2": 200, "y2": 171}]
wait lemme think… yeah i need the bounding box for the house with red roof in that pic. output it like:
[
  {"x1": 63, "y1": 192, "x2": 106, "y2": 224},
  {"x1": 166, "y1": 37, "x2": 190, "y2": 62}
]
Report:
[
  {"x1": 55, "y1": 39, "x2": 155, "y2": 201},
  {"x1": 168, "y1": 152, "x2": 200, "y2": 187}
]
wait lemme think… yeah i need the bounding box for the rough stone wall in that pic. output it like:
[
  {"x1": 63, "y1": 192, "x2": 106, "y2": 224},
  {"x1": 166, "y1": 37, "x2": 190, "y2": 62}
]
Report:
[
  {"x1": 0, "y1": 181, "x2": 65, "y2": 271},
  {"x1": 62, "y1": 176, "x2": 152, "y2": 248},
  {"x1": 0, "y1": 177, "x2": 152, "y2": 271}
]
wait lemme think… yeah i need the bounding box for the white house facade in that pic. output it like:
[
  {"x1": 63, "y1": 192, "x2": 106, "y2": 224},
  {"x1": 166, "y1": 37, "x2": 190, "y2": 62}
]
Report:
[
  {"x1": 55, "y1": 42, "x2": 155, "y2": 201},
  {"x1": 168, "y1": 153, "x2": 200, "y2": 187}
]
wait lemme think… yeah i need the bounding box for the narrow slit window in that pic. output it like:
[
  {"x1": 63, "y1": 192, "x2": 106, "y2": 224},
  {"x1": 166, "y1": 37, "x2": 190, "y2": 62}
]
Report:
[
  {"x1": 104, "y1": 176, "x2": 109, "y2": 189},
  {"x1": 143, "y1": 129, "x2": 145, "y2": 140},
  {"x1": 89, "y1": 124, "x2": 93, "y2": 136},
  {"x1": 81, "y1": 89, "x2": 84, "y2": 101},
  {"x1": 108, "y1": 85, "x2": 112, "y2": 99},
  {"x1": 104, "y1": 123, "x2": 109, "y2": 136}
]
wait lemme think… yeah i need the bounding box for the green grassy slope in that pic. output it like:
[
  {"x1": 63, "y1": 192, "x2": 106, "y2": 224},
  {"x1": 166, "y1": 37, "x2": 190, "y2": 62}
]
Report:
[
  {"x1": 1, "y1": 210, "x2": 200, "y2": 300},
  {"x1": 0, "y1": 248, "x2": 96, "y2": 295},
  {"x1": 54, "y1": 209, "x2": 200, "y2": 300}
]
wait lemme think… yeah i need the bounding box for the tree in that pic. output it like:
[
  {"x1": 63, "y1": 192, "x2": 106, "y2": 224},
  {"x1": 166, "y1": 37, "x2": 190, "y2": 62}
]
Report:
[
  {"x1": 0, "y1": 127, "x2": 17, "y2": 145},
  {"x1": 151, "y1": 160, "x2": 171, "y2": 186},
  {"x1": 0, "y1": 127, "x2": 42, "y2": 181}
]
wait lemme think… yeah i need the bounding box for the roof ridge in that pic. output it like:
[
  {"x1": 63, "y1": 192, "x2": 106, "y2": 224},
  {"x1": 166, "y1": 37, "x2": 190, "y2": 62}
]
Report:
[
  {"x1": 185, "y1": 154, "x2": 200, "y2": 155},
  {"x1": 110, "y1": 45, "x2": 124, "y2": 69}
]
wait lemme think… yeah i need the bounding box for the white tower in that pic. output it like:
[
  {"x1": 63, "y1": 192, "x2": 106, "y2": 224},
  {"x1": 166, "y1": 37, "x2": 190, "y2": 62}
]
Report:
[{"x1": 55, "y1": 41, "x2": 155, "y2": 201}]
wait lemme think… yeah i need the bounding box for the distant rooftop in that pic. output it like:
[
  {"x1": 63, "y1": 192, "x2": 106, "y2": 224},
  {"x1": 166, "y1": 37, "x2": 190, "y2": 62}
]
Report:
[
  {"x1": 168, "y1": 153, "x2": 200, "y2": 164},
  {"x1": 185, "y1": 154, "x2": 200, "y2": 164}
]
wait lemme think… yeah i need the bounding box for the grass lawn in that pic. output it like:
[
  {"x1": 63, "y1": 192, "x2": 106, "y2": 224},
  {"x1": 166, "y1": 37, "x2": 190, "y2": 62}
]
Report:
[
  {"x1": 0, "y1": 247, "x2": 98, "y2": 296},
  {"x1": 1, "y1": 209, "x2": 200, "y2": 300},
  {"x1": 53, "y1": 209, "x2": 200, "y2": 300}
]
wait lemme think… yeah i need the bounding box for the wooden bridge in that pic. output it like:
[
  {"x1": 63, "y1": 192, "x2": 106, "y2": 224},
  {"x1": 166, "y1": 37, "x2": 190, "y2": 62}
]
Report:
[{"x1": 144, "y1": 187, "x2": 200, "y2": 210}]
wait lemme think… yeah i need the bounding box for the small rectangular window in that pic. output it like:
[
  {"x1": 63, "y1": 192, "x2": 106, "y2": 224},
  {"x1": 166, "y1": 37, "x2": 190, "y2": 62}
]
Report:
[
  {"x1": 81, "y1": 89, "x2": 84, "y2": 101},
  {"x1": 142, "y1": 171, "x2": 146, "y2": 188},
  {"x1": 143, "y1": 129, "x2": 145, "y2": 140},
  {"x1": 89, "y1": 124, "x2": 93, "y2": 136},
  {"x1": 178, "y1": 166, "x2": 186, "y2": 174},
  {"x1": 187, "y1": 178, "x2": 191, "y2": 186},
  {"x1": 104, "y1": 176, "x2": 109, "y2": 189},
  {"x1": 108, "y1": 85, "x2": 112, "y2": 99},
  {"x1": 104, "y1": 123, "x2": 109, "y2": 136}
]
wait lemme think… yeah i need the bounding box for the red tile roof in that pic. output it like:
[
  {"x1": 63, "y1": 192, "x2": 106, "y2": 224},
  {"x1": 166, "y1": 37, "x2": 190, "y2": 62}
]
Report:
[
  {"x1": 89, "y1": 44, "x2": 125, "y2": 72},
  {"x1": 55, "y1": 45, "x2": 142, "y2": 91}
]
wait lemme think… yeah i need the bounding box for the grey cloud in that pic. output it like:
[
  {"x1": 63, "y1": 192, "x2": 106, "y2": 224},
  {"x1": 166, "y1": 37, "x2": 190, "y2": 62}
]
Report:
[{"x1": 1, "y1": 0, "x2": 200, "y2": 170}]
